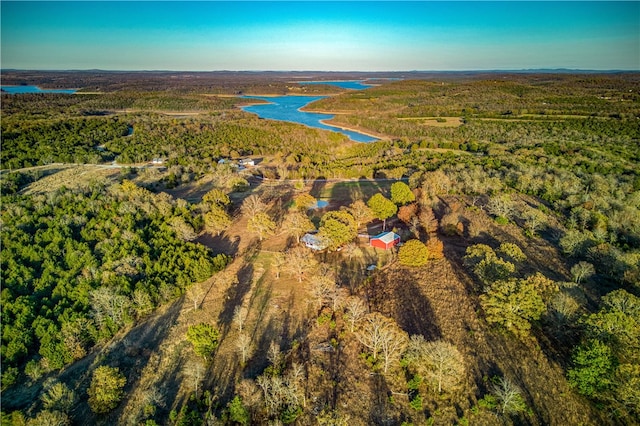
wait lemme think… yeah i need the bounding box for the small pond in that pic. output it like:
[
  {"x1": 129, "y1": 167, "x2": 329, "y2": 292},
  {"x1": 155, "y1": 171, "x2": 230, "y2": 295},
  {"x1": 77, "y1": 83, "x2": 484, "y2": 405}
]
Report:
[{"x1": 309, "y1": 200, "x2": 329, "y2": 210}]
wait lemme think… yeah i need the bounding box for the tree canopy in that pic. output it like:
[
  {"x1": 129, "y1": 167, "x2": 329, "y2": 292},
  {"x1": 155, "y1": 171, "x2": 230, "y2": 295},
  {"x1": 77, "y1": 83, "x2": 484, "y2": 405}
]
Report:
[
  {"x1": 480, "y1": 278, "x2": 546, "y2": 337},
  {"x1": 318, "y1": 210, "x2": 357, "y2": 251},
  {"x1": 398, "y1": 240, "x2": 429, "y2": 267},
  {"x1": 87, "y1": 366, "x2": 126, "y2": 414},
  {"x1": 367, "y1": 193, "x2": 397, "y2": 231},
  {"x1": 390, "y1": 181, "x2": 415, "y2": 205},
  {"x1": 186, "y1": 323, "x2": 220, "y2": 360}
]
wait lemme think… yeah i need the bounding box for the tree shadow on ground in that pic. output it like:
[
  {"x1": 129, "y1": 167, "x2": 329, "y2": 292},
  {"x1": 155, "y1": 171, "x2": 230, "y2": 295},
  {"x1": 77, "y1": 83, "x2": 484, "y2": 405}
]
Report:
[
  {"x1": 309, "y1": 178, "x2": 327, "y2": 199},
  {"x1": 57, "y1": 298, "x2": 185, "y2": 424},
  {"x1": 196, "y1": 232, "x2": 241, "y2": 257},
  {"x1": 366, "y1": 268, "x2": 441, "y2": 340},
  {"x1": 335, "y1": 259, "x2": 366, "y2": 294},
  {"x1": 368, "y1": 374, "x2": 399, "y2": 425},
  {"x1": 217, "y1": 261, "x2": 256, "y2": 337},
  {"x1": 244, "y1": 315, "x2": 281, "y2": 379}
]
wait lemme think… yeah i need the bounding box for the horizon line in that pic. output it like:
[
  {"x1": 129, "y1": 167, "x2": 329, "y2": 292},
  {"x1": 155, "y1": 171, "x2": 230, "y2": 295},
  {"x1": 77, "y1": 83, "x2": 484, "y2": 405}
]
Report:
[{"x1": 3, "y1": 68, "x2": 639, "y2": 73}]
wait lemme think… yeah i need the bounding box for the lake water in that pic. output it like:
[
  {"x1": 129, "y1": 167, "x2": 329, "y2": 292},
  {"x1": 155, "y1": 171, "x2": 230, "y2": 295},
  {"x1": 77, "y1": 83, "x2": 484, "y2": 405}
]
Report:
[
  {"x1": 241, "y1": 96, "x2": 377, "y2": 143},
  {"x1": 1, "y1": 85, "x2": 77, "y2": 94},
  {"x1": 298, "y1": 80, "x2": 373, "y2": 90}
]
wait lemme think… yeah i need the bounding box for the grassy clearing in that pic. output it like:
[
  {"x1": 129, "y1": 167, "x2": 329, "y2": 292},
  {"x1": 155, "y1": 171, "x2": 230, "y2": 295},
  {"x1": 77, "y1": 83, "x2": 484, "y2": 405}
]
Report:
[
  {"x1": 23, "y1": 165, "x2": 120, "y2": 194},
  {"x1": 397, "y1": 116, "x2": 463, "y2": 127},
  {"x1": 311, "y1": 179, "x2": 393, "y2": 204}
]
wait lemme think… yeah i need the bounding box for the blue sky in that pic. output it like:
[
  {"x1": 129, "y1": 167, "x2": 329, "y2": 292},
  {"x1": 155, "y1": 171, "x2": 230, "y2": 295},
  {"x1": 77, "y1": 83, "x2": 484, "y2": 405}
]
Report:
[{"x1": 1, "y1": 1, "x2": 638, "y2": 71}]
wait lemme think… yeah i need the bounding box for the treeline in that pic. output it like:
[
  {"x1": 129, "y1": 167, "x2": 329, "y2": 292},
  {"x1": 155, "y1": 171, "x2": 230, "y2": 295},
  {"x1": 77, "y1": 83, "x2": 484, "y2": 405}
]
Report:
[
  {"x1": 1, "y1": 118, "x2": 129, "y2": 169},
  {"x1": 106, "y1": 112, "x2": 346, "y2": 169},
  {"x1": 0, "y1": 92, "x2": 240, "y2": 119},
  {"x1": 1, "y1": 70, "x2": 353, "y2": 94},
  {"x1": 0, "y1": 182, "x2": 229, "y2": 389},
  {"x1": 310, "y1": 76, "x2": 640, "y2": 119}
]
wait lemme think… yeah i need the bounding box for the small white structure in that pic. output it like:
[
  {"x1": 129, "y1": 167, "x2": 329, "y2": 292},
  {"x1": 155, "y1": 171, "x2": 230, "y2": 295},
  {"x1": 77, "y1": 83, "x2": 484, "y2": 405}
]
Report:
[
  {"x1": 239, "y1": 158, "x2": 255, "y2": 167},
  {"x1": 301, "y1": 233, "x2": 328, "y2": 251},
  {"x1": 151, "y1": 158, "x2": 164, "y2": 165}
]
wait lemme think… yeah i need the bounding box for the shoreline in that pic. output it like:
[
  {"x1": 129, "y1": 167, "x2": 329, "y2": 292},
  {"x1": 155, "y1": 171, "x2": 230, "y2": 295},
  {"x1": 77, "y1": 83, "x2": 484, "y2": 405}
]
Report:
[
  {"x1": 318, "y1": 119, "x2": 385, "y2": 140},
  {"x1": 208, "y1": 93, "x2": 337, "y2": 98},
  {"x1": 237, "y1": 93, "x2": 384, "y2": 142},
  {"x1": 299, "y1": 106, "x2": 351, "y2": 115}
]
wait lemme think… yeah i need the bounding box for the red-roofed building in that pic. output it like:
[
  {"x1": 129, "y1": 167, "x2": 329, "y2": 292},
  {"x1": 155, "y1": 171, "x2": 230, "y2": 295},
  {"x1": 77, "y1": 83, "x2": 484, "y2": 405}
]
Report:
[{"x1": 369, "y1": 232, "x2": 401, "y2": 250}]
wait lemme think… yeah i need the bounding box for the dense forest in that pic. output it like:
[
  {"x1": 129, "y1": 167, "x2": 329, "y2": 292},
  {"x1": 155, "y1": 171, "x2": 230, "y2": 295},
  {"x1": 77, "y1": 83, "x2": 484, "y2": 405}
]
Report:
[{"x1": 1, "y1": 72, "x2": 639, "y2": 425}]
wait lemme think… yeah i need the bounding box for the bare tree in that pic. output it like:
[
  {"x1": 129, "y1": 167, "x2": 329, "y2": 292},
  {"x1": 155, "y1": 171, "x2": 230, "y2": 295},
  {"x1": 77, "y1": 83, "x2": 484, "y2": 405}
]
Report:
[
  {"x1": 421, "y1": 170, "x2": 451, "y2": 198},
  {"x1": 418, "y1": 207, "x2": 439, "y2": 236},
  {"x1": 491, "y1": 376, "x2": 527, "y2": 415},
  {"x1": 241, "y1": 194, "x2": 267, "y2": 219},
  {"x1": 187, "y1": 284, "x2": 204, "y2": 311},
  {"x1": 309, "y1": 275, "x2": 336, "y2": 311},
  {"x1": 409, "y1": 215, "x2": 422, "y2": 238},
  {"x1": 233, "y1": 305, "x2": 248, "y2": 332},
  {"x1": 184, "y1": 360, "x2": 205, "y2": 398},
  {"x1": 237, "y1": 379, "x2": 262, "y2": 415},
  {"x1": 487, "y1": 194, "x2": 515, "y2": 220},
  {"x1": 329, "y1": 287, "x2": 349, "y2": 312},
  {"x1": 271, "y1": 252, "x2": 285, "y2": 279},
  {"x1": 284, "y1": 247, "x2": 317, "y2": 283},
  {"x1": 550, "y1": 290, "x2": 581, "y2": 323},
  {"x1": 248, "y1": 212, "x2": 276, "y2": 241},
  {"x1": 348, "y1": 200, "x2": 374, "y2": 231},
  {"x1": 281, "y1": 211, "x2": 315, "y2": 243},
  {"x1": 90, "y1": 287, "x2": 131, "y2": 330},
  {"x1": 266, "y1": 341, "x2": 283, "y2": 369},
  {"x1": 235, "y1": 332, "x2": 252, "y2": 366},
  {"x1": 357, "y1": 312, "x2": 408, "y2": 373},
  {"x1": 256, "y1": 364, "x2": 305, "y2": 417},
  {"x1": 404, "y1": 336, "x2": 465, "y2": 394},
  {"x1": 344, "y1": 297, "x2": 368, "y2": 332},
  {"x1": 169, "y1": 216, "x2": 198, "y2": 241},
  {"x1": 571, "y1": 261, "x2": 595, "y2": 284},
  {"x1": 522, "y1": 207, "x2": 547, "y2": 235},
  {"x1": 256, "y1": 374, "x2": 285, "y2": 416}
]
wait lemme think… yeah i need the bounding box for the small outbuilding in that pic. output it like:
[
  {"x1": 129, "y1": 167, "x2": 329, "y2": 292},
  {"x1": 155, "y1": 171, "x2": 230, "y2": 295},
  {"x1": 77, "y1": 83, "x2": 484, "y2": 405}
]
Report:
[
  {"x1": 369, "y1": 232, "x2": 401, "y2": 250},
  {"x1": 301, "y1": 233, "x2": 328, "y2": 251}
]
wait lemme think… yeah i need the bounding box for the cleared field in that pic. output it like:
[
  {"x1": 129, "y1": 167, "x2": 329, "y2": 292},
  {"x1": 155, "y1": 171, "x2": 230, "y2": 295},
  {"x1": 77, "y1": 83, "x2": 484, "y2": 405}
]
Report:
[{"x1": 397, "y1": 116, "x2": 463, "y2": 127}]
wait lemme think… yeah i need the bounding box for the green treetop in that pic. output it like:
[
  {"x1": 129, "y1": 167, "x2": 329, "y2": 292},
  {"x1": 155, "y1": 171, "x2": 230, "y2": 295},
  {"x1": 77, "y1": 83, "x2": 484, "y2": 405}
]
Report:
[
  {"x1": 390, "y1": 181, "x2": 415, "y2": 206},
  {"x1": 186, "y1": 323, "x2": 220, "y2": 360},
  {"x1": 367, "y1": 193, "x2": 398, "y2": 231}
]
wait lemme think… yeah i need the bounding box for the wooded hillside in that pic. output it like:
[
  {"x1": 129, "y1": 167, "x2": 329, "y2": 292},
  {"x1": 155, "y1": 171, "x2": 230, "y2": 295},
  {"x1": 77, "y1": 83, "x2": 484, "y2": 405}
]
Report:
[{"x1": 1, "y1": 72, "x2": 638, "y2": 425}]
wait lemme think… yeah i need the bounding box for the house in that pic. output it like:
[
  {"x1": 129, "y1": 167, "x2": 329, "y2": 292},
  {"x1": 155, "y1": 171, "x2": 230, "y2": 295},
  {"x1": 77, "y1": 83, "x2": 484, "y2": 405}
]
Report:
[
  {"x1": 301, "y1": 233, "x2": 328, "y2": 251},
  {"x1": 369, "y1": 232, "x2": 401, "y2": 250}
]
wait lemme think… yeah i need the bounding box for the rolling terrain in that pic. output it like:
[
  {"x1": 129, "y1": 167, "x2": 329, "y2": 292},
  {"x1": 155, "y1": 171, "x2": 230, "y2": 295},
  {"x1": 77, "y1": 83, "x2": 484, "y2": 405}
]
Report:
[{"x1": 1, "y1": 72, "x2": 639, "y2": 425}]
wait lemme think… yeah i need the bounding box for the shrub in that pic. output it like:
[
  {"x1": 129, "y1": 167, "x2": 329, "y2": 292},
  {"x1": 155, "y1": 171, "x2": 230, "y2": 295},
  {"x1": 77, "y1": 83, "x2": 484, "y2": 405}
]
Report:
[
  {"x1": 87, "y1": 366, "x2": 126, "y2": 414},
  {"x1": 186, "y1": 323, "x2": 220, "y2": 360},
  {"x1": 228, "y1": 396, "x2": 250, "y2": 425},
  {"x1": 399, "y1": 240, "x2": 429, "y2": 267}
]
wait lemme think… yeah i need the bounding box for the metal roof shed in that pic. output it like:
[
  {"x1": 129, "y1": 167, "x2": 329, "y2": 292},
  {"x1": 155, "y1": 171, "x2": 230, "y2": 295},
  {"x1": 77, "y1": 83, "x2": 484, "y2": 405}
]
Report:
[{"x1": 369, "y1": 232, "x2": 401, "y2": 250}]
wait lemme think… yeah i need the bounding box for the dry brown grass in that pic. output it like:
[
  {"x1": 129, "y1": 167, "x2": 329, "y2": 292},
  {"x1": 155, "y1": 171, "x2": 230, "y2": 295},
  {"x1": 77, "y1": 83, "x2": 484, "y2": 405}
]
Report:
[
  {"x1": 16, "y1": 174, "x2": 602, "y2": 424},
  {"x1": 22, "y1": 165, "x2": 120, "y2": 194},
  {"x1": 397, "y1": 116, "x2": 463, "y2": 127}
]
